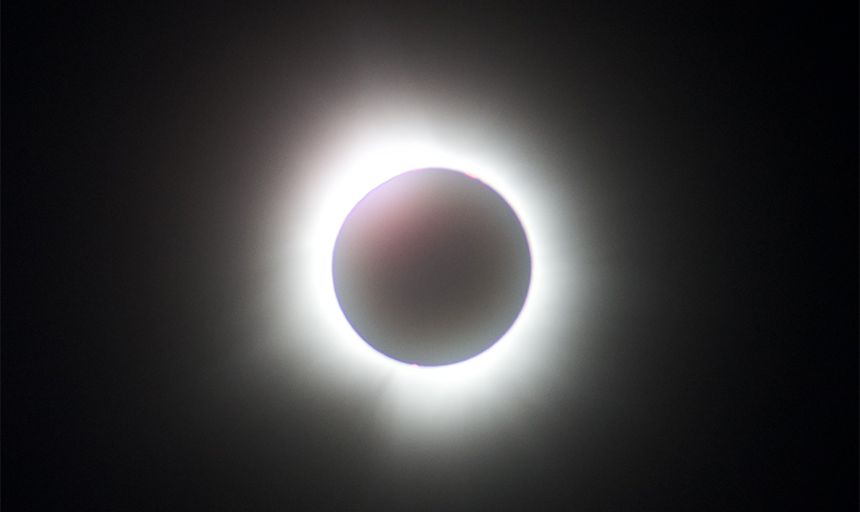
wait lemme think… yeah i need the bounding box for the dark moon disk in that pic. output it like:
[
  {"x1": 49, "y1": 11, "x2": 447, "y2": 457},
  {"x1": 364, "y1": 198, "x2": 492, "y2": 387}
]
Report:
[{"x1": 332, "y1": 168, "x2": 531, "y2": 366}]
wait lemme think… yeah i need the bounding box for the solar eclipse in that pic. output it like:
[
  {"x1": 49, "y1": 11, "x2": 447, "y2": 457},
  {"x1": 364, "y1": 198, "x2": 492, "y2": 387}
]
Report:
[{"x1": 269, "y1": 116, "x2": 581, "y2": 445}]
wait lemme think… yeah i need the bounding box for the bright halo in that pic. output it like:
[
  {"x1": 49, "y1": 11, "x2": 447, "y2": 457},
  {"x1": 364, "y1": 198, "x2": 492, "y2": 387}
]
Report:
[{"x1": 265, "y1": 108, "x2": 582, "y2": 451}]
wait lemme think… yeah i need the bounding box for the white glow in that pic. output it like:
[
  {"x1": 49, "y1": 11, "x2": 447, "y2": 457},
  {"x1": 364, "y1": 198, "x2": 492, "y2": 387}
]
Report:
[{"x1": 264, "y1": 100, "x2": 583, "y2": 452}]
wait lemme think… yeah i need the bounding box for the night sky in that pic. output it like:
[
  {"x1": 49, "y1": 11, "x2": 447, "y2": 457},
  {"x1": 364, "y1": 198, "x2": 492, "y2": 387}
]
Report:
[{"x1": 4, "y1": 2, "x2": 857, "y2": 510}]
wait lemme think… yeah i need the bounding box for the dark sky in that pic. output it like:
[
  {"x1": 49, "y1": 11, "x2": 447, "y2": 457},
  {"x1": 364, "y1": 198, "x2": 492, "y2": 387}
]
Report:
[{"x1": 4, "y1": 2, "x2": 857, "y2": 510}]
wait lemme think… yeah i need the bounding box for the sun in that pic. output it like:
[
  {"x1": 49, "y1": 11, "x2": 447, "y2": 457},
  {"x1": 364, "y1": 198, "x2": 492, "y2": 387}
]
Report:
[{"x1": 265, "y1": 106, "x2": 582, "y2": 450}]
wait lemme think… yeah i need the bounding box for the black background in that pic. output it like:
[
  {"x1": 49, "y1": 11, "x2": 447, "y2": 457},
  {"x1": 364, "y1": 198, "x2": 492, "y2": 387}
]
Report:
[{"x1": 4, "y1": 2, "x2": 857, "y2": 510}]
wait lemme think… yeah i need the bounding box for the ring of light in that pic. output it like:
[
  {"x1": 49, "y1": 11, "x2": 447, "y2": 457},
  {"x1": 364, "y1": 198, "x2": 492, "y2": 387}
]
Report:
[{"x1": 268, "y1": 121, "x2": 579, "y2": 448}]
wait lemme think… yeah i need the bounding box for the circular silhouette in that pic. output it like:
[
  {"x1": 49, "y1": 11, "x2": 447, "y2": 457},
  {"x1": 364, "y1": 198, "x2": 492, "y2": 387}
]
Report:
[{"x1": 333, "y1": 168, "x2": 531, "y2": 366}]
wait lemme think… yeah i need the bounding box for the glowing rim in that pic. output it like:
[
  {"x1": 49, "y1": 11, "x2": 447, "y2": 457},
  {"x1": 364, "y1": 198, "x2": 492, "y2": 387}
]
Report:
[{"x1": 267, "y1": 117, "x2": 580, "y2": 448}]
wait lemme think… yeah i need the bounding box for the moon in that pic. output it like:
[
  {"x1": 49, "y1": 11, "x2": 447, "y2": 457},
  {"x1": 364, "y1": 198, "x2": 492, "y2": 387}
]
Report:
[{"x1": 332, "y1": 168, "x2": 531, "y2": 366}]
